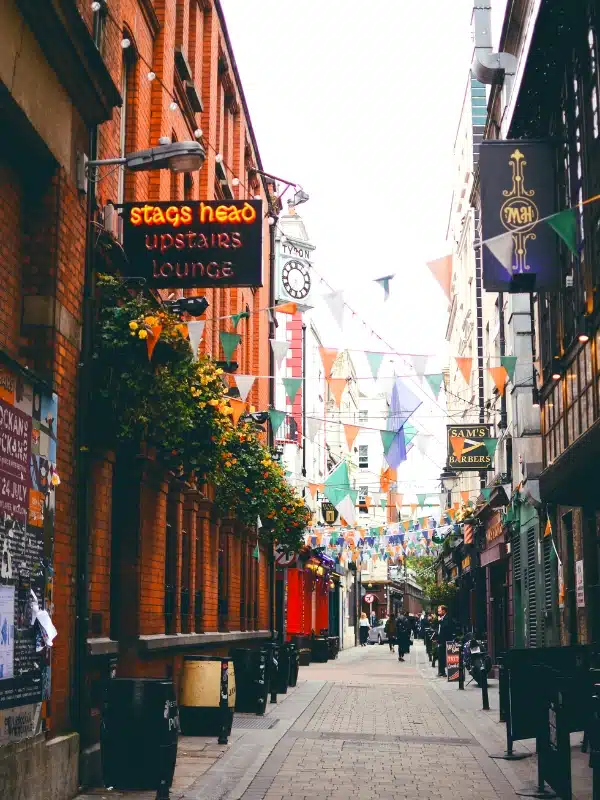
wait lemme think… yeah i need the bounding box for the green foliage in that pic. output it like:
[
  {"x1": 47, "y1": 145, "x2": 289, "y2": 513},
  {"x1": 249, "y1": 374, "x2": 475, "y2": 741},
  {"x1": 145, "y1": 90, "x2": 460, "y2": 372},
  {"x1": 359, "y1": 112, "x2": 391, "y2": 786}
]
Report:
[{"x1": 406, "y1": 555, "x2": 457, "y2": 610}]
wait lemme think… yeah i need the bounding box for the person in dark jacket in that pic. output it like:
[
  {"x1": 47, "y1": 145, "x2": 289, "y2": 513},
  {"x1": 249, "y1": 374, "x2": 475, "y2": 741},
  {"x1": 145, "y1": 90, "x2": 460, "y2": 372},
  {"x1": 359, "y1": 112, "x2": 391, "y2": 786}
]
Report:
[
  {"x1": 435, "y1": 604, "x2": 453, "y2": 677},
  {"x1": 384, "y1": 617, "x2": 397, "y2": 652},
  {"x1": 395, "y1": 613, "x2": 411, "y2": 662}
]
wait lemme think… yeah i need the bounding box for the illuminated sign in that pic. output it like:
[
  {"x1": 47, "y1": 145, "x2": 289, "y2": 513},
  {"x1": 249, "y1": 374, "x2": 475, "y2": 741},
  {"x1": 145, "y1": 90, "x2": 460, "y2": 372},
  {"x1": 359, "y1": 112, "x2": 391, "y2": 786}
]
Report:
[
  {"x1": 121, "y1": 200, "x2": 263, "y2": 288},
  {"x1": 447, "y1": 424, "x2": 492, "y2": 471},
  {"x1": 480, "y1": 140, "x2": 559, "y2": 292}
]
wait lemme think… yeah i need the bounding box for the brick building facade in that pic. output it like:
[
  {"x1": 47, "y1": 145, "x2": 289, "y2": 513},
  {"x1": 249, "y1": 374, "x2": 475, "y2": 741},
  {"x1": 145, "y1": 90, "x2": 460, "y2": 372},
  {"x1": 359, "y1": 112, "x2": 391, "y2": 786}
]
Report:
[{"x1": 0, "y1": 0, "x2": 276, "y2": 796}]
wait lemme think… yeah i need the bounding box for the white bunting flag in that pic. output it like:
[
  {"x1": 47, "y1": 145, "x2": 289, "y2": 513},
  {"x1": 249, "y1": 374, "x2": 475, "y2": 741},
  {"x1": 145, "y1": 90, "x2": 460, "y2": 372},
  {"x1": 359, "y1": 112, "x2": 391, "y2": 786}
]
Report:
[
  {"x1": 270, "y1": 339, "x2": 289, "y2": 369},
  {"x1": 187, "y1": 321, "x2": 205, "y2": 361},
  {"x1": 305, "y1": 417, "x2": 323, "y2": 442},
  {"x1": 323, "y1": 290, "x2": 345, "y2": 329},
  {"x1": 234, "y1": 375, "x2": 255, "y2": 402},
  {"x1": 335, "y1": 493, "x2": 356, "y2": 526},
  {"x1": 409, "y1": 354, "x2": 429, "y2": 377},
  {"x1": 484, "y1": 231, "x2": 514, "y2": 276}
]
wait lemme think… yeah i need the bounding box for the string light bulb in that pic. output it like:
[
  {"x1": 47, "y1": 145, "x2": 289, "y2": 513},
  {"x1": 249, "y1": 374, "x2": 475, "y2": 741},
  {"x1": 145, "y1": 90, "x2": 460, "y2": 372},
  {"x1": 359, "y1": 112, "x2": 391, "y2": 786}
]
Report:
[
  {"x1": 91, "y1": 1, "x2": 102, "y2": 10},
  {"x1": 215, "y1": 153, "x2": 223, "y2": 163},
  {"x1": 147, "y1": 71, "x2": 156, "y2": 81},
  {"x1": 158, "y1": 136, "x2": 171, "y2": 145},
  {"x1": 268, "y1": 217, "x2": 275, "y2": 225},
  {"x1": 169, "y1": 101, "x2": 178, "y2": 111},
  {"x1": 121, "y1": 38, "x2": 131, "y2": 49},
  {"x1": 254, "y1": 194, "x2": 261, "y2": 200},
  {"x1": 232, "y1": 178, "x2": 240, "y2": 187},
  {"x1": 194, "y1": 129, "x2": 203, "y2": 139}
]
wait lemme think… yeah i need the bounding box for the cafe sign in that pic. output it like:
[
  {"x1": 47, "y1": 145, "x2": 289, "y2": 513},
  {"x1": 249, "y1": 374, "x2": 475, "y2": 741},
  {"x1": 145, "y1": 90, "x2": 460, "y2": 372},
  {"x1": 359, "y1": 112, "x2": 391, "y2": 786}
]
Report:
[
  {"x1": 447, "y1": 424, "x2": 492, "y2": 471},
  {"x1": 121, "y1": 200, "x2": 263, "y2": 289}
]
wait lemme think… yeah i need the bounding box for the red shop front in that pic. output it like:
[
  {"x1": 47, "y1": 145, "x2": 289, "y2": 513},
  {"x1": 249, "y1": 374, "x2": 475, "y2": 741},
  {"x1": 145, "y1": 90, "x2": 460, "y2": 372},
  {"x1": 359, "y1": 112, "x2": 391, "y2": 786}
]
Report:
[{"x1": 286, "y1": 562, "x2": 330, "y2": 637}]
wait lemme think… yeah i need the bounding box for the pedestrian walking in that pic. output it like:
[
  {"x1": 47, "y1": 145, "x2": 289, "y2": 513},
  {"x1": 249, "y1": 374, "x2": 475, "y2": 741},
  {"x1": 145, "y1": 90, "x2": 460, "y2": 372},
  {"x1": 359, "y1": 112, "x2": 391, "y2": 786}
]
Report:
[
  {"x1": 395, "y1": 612, "x2": 411, "y2": 662},
  {"x1": 369, "y1": 609, "x2": 377, "y2": 628},
  {"x1": 384, "y1": 616, "x2": 397, "y2": 652},
  {"x1": 435, "y1": 604, "x2": 453, "y2": 677},
  {"x1": 418, "y1": 611, "x2": 427, "y2": 639},
  {"x1": 359, "y1": 612, "x2": 370, "y2": 646}
]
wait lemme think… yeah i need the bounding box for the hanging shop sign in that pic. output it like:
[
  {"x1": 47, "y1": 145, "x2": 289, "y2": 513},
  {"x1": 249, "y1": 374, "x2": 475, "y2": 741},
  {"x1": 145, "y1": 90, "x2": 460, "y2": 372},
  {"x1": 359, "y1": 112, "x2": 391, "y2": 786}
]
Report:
[
  {"x1": 486, "y1": 511, "x2": 504, "y2": 544},
  {"x1": 121, "y1": 200, "x2": 263, "y2": 289},
  {"x1": 461, "y1": 555, "x2": 471, "y2": 572},
  {"x1": 576, "y1": 560, "x2": 585, "y2": 608},
  {"x1": 480, "y1": 140, "x2": 559, "y2": 292},
  {"x1": 446, "y1": 641, "x2": 461, "y2": 682},
  {"x1": 447, "y1": 424, "x2": 492, "y2": 471},
  {"x1": 321, "y1": 502, "x2": 338, "y2": 524}
]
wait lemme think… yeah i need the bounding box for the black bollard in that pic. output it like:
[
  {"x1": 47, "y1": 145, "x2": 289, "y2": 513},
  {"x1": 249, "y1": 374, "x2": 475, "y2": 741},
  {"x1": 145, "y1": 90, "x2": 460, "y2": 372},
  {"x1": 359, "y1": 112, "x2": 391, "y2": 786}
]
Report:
[
  {"x1": 498, "y1": 657, "x2": 507, "y2": 723},
  {"x1": 156, "y1": 779, "x2": 170, "y2": 800},
  {"x1": 481, "y1": 666, "x2": 490, "y2": 711},
  {"x1": 458, "y1": 644, "x2": 465, "y2": 690}
]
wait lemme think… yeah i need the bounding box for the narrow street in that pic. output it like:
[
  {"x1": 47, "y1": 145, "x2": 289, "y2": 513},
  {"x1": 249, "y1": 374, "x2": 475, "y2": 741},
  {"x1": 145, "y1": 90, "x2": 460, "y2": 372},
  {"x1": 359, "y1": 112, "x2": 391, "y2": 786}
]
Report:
[{"x1": 80, "y1": 641, "x2": 547, "y2": 800}]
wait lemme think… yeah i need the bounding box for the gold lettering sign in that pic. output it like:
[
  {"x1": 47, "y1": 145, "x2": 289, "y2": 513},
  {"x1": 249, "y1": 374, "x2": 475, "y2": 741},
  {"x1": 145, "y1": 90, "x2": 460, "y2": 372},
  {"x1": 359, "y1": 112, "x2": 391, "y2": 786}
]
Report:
[
  {"x1": 486, "y1": 511, "x2": 504, "y2": 543},
  {"x1": 461, "y1": 556, "x2": 471, "y2": 570},
  {"x1": 500, "y1": 149, "x2": 539, "y2": 275}
]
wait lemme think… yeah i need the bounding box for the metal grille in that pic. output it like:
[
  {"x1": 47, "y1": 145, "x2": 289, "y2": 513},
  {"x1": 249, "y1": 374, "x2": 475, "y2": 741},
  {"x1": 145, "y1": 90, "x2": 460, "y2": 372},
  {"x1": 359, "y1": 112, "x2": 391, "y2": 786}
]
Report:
[
  {"x1": 232, "y1": 716, "x2": 279, "y2": 730},
  {"x1": 512, "y1": 531, "x2": 521, "y2": 581},
  {"x1": 526, "y1": 528, "x2": 537, "y2": 647}
]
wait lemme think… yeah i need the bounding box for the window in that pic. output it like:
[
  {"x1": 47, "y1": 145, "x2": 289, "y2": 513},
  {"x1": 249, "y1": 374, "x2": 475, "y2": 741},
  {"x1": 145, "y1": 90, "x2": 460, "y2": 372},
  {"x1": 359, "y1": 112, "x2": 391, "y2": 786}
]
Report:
[
  {"x1": 359, "y1": 409, "x2": 368, "y2": 423},
  {"x1": 358, "y1": 486, "x2": 369, "y2": 514},
  {"x1": 117, "y1": 37, "x2": 137, "y2": 204},
  {"x1": 358, "y1": 445, "x2": 368, "y2": 469}
]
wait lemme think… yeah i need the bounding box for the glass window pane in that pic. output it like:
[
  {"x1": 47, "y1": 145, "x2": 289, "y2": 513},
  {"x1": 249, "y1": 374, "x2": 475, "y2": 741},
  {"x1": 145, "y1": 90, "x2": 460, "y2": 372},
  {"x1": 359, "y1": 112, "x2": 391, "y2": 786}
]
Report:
[
  {"x1": 547, "y1": 431, "x2": 554, "y2": 464},
  {"x1": 581, "y1": 392, "x2": 588, "y2": 433},
  {"x1": 558, "y1": 419, "x2": 564, "y2": 456},
  {"x1": 557, "y1": 380, "x2": 564, "y2": 417},
  {"x1": 568, "y1": 407, "x2": 575, "y2": 444},
  {"x1": 567, "y1": 370, "x2": 575, "y2": 406}
]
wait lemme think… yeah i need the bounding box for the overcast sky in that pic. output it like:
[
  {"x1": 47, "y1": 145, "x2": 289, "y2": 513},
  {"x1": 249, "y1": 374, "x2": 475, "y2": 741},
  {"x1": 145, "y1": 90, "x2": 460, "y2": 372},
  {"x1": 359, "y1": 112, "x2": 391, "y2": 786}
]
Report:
[{"x1": 220, "y1": 0, "x2": 507, "y2": 493}]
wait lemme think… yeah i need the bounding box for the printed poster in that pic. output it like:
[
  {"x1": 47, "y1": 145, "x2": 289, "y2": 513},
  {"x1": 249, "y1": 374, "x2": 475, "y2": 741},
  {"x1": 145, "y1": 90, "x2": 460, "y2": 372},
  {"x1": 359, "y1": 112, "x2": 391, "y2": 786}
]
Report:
[{"x1": 0, "y1": 585, "x2": 15, "y2": 680}]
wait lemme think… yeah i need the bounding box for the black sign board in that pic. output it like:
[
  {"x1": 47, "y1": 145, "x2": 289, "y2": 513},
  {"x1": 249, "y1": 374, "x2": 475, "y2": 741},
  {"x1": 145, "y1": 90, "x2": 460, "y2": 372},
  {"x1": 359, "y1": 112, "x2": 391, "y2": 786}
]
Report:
[
  {"x1": 121, "y1": 200, "x2": 263, "y2": 289},
  {"x1": 446, "y1": 641, "x2": 460, "y2": 682},
  {"x1": 321, "y1": 502, "x2": 338, "y2": 524},
  {"x1": 447, "y1": 424, "x2": 492, "y2": 471},
  {"x1": 537, "y1": 668, "x2": 573, "y2": 800},
  {"x1": 480, "y1": 140, "x2": 559, "y2": 292}
]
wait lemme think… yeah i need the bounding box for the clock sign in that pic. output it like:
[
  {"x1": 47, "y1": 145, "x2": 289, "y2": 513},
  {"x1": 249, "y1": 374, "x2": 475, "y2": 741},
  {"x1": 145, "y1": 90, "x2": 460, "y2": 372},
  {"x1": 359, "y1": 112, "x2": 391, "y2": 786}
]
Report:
[{"x1": 281, "y1": 259, "x2": 311, "y2": 300}]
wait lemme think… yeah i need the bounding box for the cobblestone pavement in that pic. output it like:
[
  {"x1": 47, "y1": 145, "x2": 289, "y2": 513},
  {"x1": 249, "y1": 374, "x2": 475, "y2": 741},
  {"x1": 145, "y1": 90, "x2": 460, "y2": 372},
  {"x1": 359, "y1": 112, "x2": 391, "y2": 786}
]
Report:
[{"x1": 80, "y1": 640, "x2": 596, "y2": 800}]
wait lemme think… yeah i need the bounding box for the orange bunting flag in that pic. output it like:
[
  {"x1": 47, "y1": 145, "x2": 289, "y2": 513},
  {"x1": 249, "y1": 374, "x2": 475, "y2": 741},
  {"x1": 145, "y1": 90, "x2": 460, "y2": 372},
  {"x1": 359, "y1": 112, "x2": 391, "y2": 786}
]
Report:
[
  {"x1": 460, "y1": 490, "x2": 470, "y2": 504},
  {"x1": 450, "y1": 435, "x2": 465, "y2": 461},
  {"x1": 146, "y1": 324, "x2": 163, "y2": 360},
  {"x1": 489, "y1": 366, "x2": 508, "y2": 396},
  {"x1": 327, "y1": 377, "x2": 347, "y2": 407},
  {"x1": 426, "y1": 254, "x2": 453, "y2": 301},
  {"x1": 340, "y1": 517, "x2": 348, "y2": 527},
  {"x1": 380, "y1": 467, "x2": 392, "y2": 494},
  {"x1": 364, "y1": 496, "x2": 372, "y2": 508},
  {"x1": 319, "y1": 347, "x2": 339, "y2": 377},
  {"x1": 308, "y1": 482, "x2": 324, "y2": 499},
  {"x1": 410, "y1": 503, "x2": 417, "y2": 513},
  {"x1": 403, "y1": 520, "x2": 410, "y2": 531},
  {"x1": 229, "y1": 398, "x2": 247, "y2": 426},
  {"x1": 455, "y1": 356, "x2": 472, "y2": 384},
  {"x1": 344, "y1": 424, "x2": 360, "y2": 450},
  {"x1": 453, "y1": 501, "x2": 460, "y2": 510},
  {"x1": 544, "y1": 519, "x2": 552, "y2": 538},
  {"x1": 395, "y1": 493, "x2": 404, "y2": 511},
  {"x1": 448, "y1": 508, "x2": 456, "y2": 520},
  {"x1": 275, "y1": 302, "x2": 297, "y2": 314}
]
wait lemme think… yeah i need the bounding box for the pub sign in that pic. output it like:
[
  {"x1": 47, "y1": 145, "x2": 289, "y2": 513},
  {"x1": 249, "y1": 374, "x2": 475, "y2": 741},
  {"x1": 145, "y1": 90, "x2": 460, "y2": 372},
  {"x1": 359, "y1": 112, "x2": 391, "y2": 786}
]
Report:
[
  {"x1": 447, "y1": 424, "x2": 492, "y2": 471},
  {"x1": 480, "y1": 140, "x2": 559, "y2": 292},
  {"x1": 121, "y1": 200, "x2": 263, "y2": 289}
]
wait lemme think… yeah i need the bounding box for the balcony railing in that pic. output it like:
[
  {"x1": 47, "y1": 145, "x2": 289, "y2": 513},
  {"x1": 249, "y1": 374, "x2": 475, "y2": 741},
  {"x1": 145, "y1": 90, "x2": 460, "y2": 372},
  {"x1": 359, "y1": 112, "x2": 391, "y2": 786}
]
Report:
[{"x1": 275, "y1": 413, "x2": 298, "y2": 443}]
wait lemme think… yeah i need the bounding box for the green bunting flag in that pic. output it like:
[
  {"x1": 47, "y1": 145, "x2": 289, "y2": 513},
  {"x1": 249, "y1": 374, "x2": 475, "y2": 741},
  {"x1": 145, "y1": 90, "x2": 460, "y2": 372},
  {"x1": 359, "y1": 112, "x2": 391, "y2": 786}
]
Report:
[
  {"x1": 546, "y1": 208, "x2": 577, "y2": 254},
  {"x1": 366, "y1": 351, "x2": 385, "y2": 380},
  {"x1": 282, "y1": 377, "x2": 302, "y2": 403},
  {"x1": 425, "y1": 374, "x2": 444, "y2": 397},
  {"x1": 481, "y1": 487, "x2": 492, "y2": 502},
  {"x1": 403, "y1": 422, "x2": 417, "y2": 447},
  {"x1": 268, "y1": 409, "x2": 286, "y2": 437},
  {"x1": 219, "y1": 331, "x2": 241, "y2": 363},
  {"x1": 483, "y1": 437, "x2": 498, "y2": 458},
  {"x1": 416, "y1": 493, "x2": 426, "y2": 507},
  {"x1": 252, "y1": 544, "x2": 260, "y2": 559},
  {"x1": 380, "y1": 430, "x2": 396, "y2": 455},
  {"x1": 231, "y1": 311, "x2": 250, "y2": 329},
  {"x1": 330, "y1": 533, "x2": 338, "y2": 546},
  {"x1": 380, "y1": 497, "x2": 387, "y2": 509},
  {"x1": 500, "y1": 356, "x2": 518, "y2": 382},
  {"x1": 325, "y1": 461, "x2": 351, "y2": 507}
]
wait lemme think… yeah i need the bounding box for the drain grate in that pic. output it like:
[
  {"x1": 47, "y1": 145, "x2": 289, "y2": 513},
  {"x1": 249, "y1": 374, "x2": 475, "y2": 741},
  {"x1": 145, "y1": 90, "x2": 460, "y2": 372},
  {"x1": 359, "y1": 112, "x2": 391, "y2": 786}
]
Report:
[{"x1": 232, "y1": 715, "x2": 279, "y2": 730}]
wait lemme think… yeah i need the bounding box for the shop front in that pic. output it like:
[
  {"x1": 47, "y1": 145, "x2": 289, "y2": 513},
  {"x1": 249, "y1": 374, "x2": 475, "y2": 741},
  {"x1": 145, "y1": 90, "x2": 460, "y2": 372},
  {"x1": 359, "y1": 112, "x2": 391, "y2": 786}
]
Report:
[{"x1": 481, "y1": 510, "x2": 509, "y2": 663}]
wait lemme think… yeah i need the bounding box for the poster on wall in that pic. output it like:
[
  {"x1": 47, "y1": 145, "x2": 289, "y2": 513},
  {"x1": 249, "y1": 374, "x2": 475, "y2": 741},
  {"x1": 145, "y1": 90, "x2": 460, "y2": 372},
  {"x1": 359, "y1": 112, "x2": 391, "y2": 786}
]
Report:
[
  {"x1": 0, "y1": 365, "x2": 57, "y2": 724},
  {"x1": 576, "y1": 560, "x2": 585, "y2": 608}
]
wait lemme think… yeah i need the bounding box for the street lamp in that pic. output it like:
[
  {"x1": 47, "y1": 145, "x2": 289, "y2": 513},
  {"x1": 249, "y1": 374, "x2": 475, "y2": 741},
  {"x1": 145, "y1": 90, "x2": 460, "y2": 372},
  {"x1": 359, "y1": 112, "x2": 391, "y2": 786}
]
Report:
[
  {"x1": 439, "y1": 468, "x2": 458, "y2": 510},
  {"x1": 77, "y1": 141, "x2": 206, "y2": 193}
]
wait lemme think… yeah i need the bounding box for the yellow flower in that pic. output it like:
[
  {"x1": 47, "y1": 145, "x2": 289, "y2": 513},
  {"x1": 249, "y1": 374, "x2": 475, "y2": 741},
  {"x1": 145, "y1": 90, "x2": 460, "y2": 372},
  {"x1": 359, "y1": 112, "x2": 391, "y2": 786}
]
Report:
[
  {"x1": 144, "y1": 315, "x2": 158, "y2": 326},
  {"x1": 199, "y1": 402, "x2": 206, "y2": 409},
  {"x1": 225, "y1": 461, "x2": 232, "y2": 468},
  {"x1": 130, "y1": 331, "x2": 136, "y2": 337},
  {"x1": 216, "y1": 368, "x2": 224, "y2": 375},
  {"x1": 208, "y1": 398, "x2": 219, "y2": 407},
  {"x1": 138, "y1": 330, "x2": 148, "y2": 340},
  {"x1": 129, "y1": 321, "x2": 138, "y2": 330}
]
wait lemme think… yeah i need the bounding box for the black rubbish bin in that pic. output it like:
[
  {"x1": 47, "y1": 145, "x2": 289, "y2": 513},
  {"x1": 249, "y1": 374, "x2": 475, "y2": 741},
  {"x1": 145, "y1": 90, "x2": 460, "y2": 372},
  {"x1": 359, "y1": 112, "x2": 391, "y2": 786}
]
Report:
[
  {"x1": 263, "y1": 642, "x2": 280, "y2": 697},
  {"x1": 287, "y1": 642, "x2": 300, "y2": 687},
  {"x1": 179, "y1": 656, "x2": 236, "y2": 743},
  {"x1": 311, "y1": 637, "x2": 329, "y2": 663},
  {"x1": 101, "y1": 678, "x2": 179, "y2": 790},
  {"x1": 327, "y1": 636, "x2": 340, "y2": 660},
  {"x1": 230, "y1": 648, "x2": 268, "y2": 715},
  {"x1": 293, "y1": 635, "x2": 312, "y2": 666}
]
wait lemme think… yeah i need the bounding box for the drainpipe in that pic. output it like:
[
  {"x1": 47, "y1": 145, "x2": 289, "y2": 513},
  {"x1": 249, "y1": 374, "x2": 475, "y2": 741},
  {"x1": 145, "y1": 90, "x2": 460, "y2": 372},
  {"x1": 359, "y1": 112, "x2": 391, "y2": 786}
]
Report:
[
  {"x1": 471, "y1": 3, "x2": 517, "y2": 95},
  {"x1": 268, "y1": 206, "x2": 276, "y2": 639},
  {"x1": 302, "y1": 323, "x2": 307, "y2": 480}
]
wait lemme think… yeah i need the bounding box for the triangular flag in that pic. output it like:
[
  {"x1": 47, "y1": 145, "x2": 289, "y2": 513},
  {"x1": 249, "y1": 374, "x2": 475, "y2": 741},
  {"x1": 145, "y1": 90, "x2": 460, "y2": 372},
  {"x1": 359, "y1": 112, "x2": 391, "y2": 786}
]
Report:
[
  {"x1": 233, "y1": 375, "x2": 255, "y2": 402},
  {"x1": 344, "y1": 424, "x2": 360, "y2": 450},
  {"x1": 275, "y1": 301, "x2": 297, "y2": 314},
  {"x1": 229, "y1": 398, "x2": 246, "y2": 426},
  {"x1": 489, "y1": 366, "x2": 508, "y2": 396},
  {"x1": 366, "y1": 352, "x2": 384, "y2": 380},
  {"x1": 257, "y1": 516, "x2": 263, "y2": 530},
  {"x1": 484, "y1": 231, "x2": 514, "y2": 276},
  {"x1": 424, "y1": 374, "x2": 444, "y2": 398},
  {"x1": 327, "y1": 377, "x2": 347, "y2": 407},
  {"x1": 147, "y1": 324, "x2": 163, "y2": 360},
  {"x1": 308, "y1": 483, "x2": 323, "y2": 499},
  {"x1": 380, "y1": 430, "x2": 396, "y2": 455},
  {"x1": 187, "y1": 321, "x2": 205, "y2": 361},
  {"x1": 325, "y1": 461, "x2": 350, "y2": 506},
  {"x1": 219, "y1": 331, "x2": 241, "y2": 364},
  {"x1": 460, "y1": 490, "x2": 470, "y2": 504},
  {"x1": 380, "y1": 467, "x2": 391, "y2": 494},
  {"x1": 546, "y1": 208, "x2": 577, "y2": 254},
  {"x1": 282, "y1": 377, "x2": 302, "y2": 403},
  {"x1": 270, "y1": 339, "x2": 289, "y2": 369},
  {"x1": 426, "y1": 254, "x2": 452, "y2": 300},
  {"x1": 323, "y1": 291, "x2": 345, "y2": 329},
  {"x1": 500, "y1": 356, "x2": 518, "y2": 382},
  {"x1": 544, "y1": 518, "x2": 552, "y2": 538},
  {"x1": 364, "y1": 496, "x2": 372, "y2": 509},
  {"x1": 231, "y1": 311, "x2": 249, "y2": 329},
  {"x1": 252, "y1": 544, "x2": 260, "y2": 559},
  {"x1": 335, "y1": 493, "x2": 356, "y2": 526},
  {"x1": 416, "y1": 493, "x2": 426, "y2": 507},
  {"x1": 455, "y1": 357, "x2": 472, "y2": 384},
  {"x1": 268, "y1": 409, "x2": 286, "y2": 437},
  {"x1": 410, "y1": 354, "x2": 429, "y2": 377},
  {"x1": 403, "y1": 422, "x2": 417, "y2": 447},
  {"x1": 348, "y1": 489, "x2": 358, "y2": 506},
  {"x1": 319, "y1": 347, "x2": 339, "y2": 377},
  {"x1": 450, "y1": 436, "x2": 465, "y2": 460},
  {"x1": 306, "y1": 417, "x2": 323, "y2": 441},
  {"x1": 380, "y1": 497, "x2": 387, "y2": 509},
  {"x1": 481, "y1": 487, "x2": 492, "y2": 502},
  {"x1": 374, "y1": 274, "x2": 394, "y2": 300},
  {"x1": 483, "y1": 437, "x2": 498, "y2": 458},
  {"x1": 502, "y1": 484, "x2": 512, "y2": 501}
]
